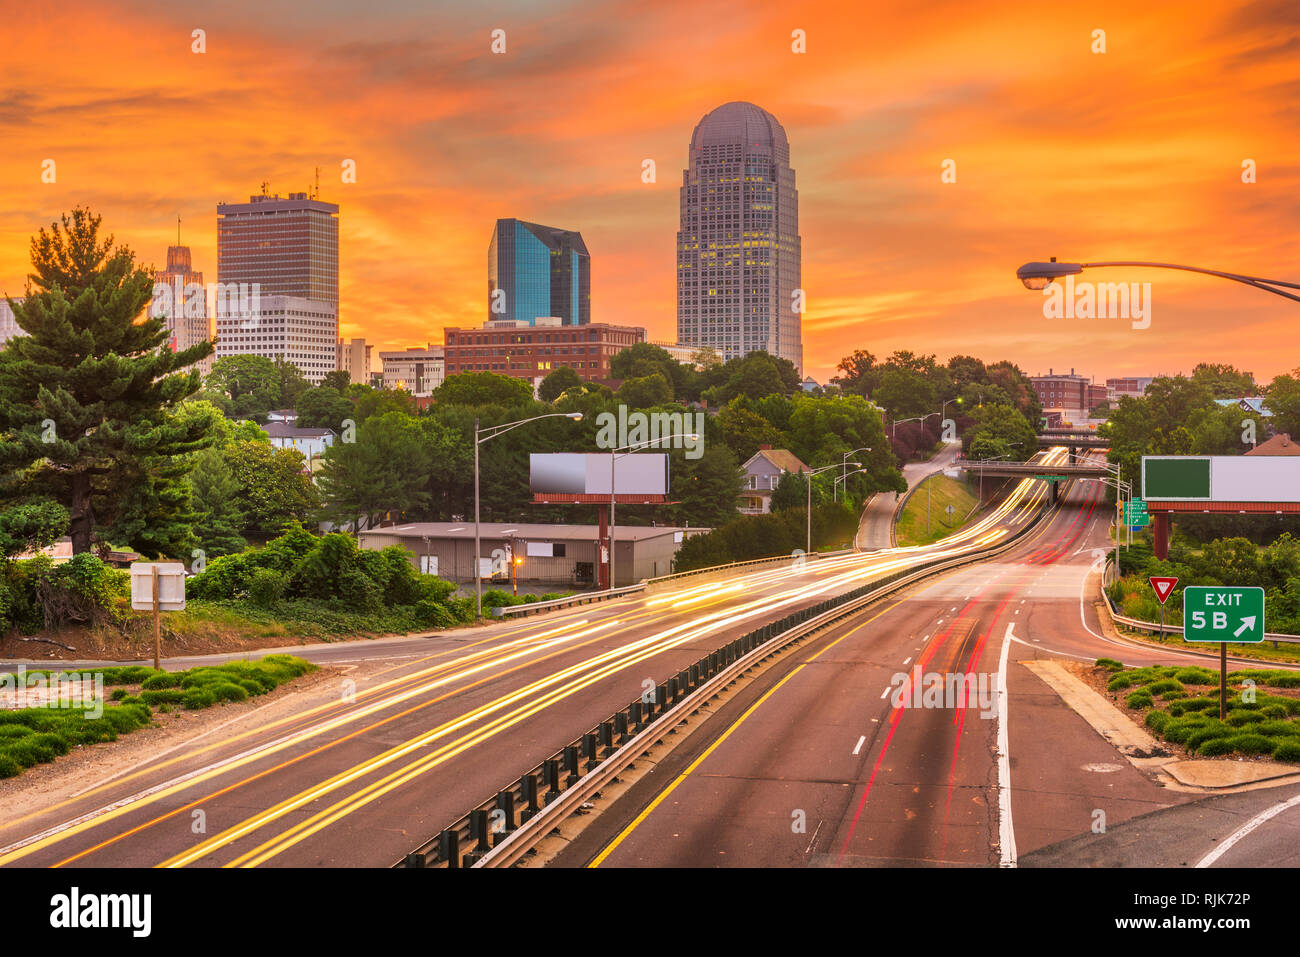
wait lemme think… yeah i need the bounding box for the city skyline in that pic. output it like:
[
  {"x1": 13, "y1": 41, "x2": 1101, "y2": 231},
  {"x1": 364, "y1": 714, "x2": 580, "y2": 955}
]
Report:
[{"x1": 1, "y1": 0, "x2": 1298, "y2": 384}]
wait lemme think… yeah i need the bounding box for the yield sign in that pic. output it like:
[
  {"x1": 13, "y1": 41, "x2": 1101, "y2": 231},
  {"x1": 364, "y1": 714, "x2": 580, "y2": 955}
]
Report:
[{"x1": 1149, "y1": 576, "x2": 1178, "y2": 605}]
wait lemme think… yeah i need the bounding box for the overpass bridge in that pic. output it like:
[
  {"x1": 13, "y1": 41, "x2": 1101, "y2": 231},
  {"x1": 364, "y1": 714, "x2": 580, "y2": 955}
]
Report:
[
  {"x1": 955, "y1": 458, "x2": 1110, "y2": 503},
  {"x1": 1035, "y1": 431, "x2": 1109, "y2": 451}
]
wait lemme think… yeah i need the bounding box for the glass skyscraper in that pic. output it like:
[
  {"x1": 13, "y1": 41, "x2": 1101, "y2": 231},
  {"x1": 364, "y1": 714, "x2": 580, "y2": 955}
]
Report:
[
  {"x1": 488, "y1": 219, "x2": 590, "y2": 325},
  {"x1": 676, "y1": 102, "x2": 802, "y2": 371}
]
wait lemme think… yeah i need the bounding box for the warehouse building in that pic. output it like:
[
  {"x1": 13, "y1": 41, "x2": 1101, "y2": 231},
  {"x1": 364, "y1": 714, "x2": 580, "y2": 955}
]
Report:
[{"x1": 358, "y1": 521, "x2": 699, "y2": 588}]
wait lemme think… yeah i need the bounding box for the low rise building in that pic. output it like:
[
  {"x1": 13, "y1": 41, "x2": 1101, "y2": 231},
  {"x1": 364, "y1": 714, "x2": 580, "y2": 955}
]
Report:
[
  {"x1": 359, "y1": 521, "x2": 696, "y2": 588},
  {"x1": 0, "y1": 297, "x2": 25, "y2": 346},
  {"x1": 739, "y1": 446, "x2": 810, "y2": 515},
  {"x1": 261, "y1": 421, "x2": 335, "y2": 458},
  {"x1": 336, "y1": 337, "x2": 372, "y2": 385},
  {"x1": 380, "y1": 344, "x2": 444, "y2": 396},
  {"x1": 443, "y1": 318, "x2": 645, "y2": 392}
]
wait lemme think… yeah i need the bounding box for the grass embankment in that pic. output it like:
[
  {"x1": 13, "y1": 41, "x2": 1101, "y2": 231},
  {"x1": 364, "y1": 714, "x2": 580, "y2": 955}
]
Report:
[
  {"x1": 895, "y1": 474, "x2": 980, "y2": 547},
  {"x1": 1095, "y1": 658, "x2": 1300, "y2": 761},
  {"x1": 0, "y1": 654, "x2": 315, "y2": 778}
]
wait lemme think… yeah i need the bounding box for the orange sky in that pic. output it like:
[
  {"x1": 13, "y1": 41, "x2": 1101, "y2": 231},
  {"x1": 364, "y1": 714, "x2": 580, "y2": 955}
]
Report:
[{"x1": 2, "y1": 0, "x2": 1298, "y2": 385}]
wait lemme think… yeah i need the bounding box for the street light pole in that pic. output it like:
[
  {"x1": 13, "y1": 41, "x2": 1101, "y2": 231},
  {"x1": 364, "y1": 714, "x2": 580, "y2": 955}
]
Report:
[
  {"x1": 1016, "y1": 259, "x2": 1300, "y2": 303},
  {"x1": 607, "y1": 431, "x2": 698, "y2": 590},
  {"x1": 474, "y1": 411, "x2": 583, "y2": 618},
  {"x1": 806, "y1": 462, "x2": 858, "y2": 556}
]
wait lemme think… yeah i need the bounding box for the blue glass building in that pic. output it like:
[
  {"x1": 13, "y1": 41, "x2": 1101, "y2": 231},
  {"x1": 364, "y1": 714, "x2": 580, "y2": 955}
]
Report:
[{"x1": 488, "y1": 219, "x2": 591, "y2": 325}]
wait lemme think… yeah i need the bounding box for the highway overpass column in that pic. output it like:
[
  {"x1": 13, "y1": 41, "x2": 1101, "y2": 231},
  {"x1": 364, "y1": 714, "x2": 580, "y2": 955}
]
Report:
[{"x1": 1152, "y1": 512, "x2": 1170, "y2": 560}]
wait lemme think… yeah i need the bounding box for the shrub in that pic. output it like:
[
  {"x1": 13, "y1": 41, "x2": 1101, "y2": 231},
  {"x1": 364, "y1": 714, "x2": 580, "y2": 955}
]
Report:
[
  {"x1": 1147, "y1": 679, "x2": 1185, "y2": 696},
  {"x1": 209, "y1": 682, "x2": 249, "y2": 704},
  {"x1": 182, "y1": 688, "x2": 215, "y2": 709},
  {"x1": 1095, "y1": 658, "x2": 1125, "y2": 672},
  {"x1": 1227, "y1": 733, "x2": 1275, "y2": 756},
  {"x1": 1107, "y1": 675, "x2": 1133, "y2": 692},
  {"x1": 1174, "y1": 667, "x2": 1217, "y2": 685},
  {"x1": 248, "y1": 568, "x2": 287, "y2": 608},
  {"x1": 414, "y1": 599, "x2": 457, "y2": 629},
  {"x1": 1126, "y1": 691, "x2": 1154, "y2": 710},
  {"x1": 1273, "y1": 740, "x2": 1300, "y2": 762},
  {"x1": 1146, "y1": 710, "x2": 1171, "y2": 732},
  {"x1": 1262, "y1": 704, "x2": 1290, "y2": 719},
  {"x1": 187, "y1": 553, "x2": 254, "y2": 600},
  {"x1": 141, "y1": 673, "x2": 181, "y2": 690},
  {"x1": 35, "y1": 553, "x2": 128, "y2": 627},
  {"x1": 1265, "y1": 673, "x2": 1300, "y2": 688},
  {"x1": 1198, "y1": 737, "x2": 1236, "y2": 757},
  {"x1": 141, "y1": 689, "x2": 185, "y2": 706},
  {"x1": 338, "y1": 568, "x2": 383, "y2": 614}
]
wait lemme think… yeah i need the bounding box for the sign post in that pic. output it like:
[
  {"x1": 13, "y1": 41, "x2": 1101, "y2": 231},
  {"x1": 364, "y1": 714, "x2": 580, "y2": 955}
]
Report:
[
  {"x1": 1182, "y1": 585, "x2": 1265, "y2": 718},
  {"x1": 1124, "y1": 498, "x2": 1149, "y2": 528},
  {"x1": 130, "y1": 562, "x2": 186, "y2": 671}
]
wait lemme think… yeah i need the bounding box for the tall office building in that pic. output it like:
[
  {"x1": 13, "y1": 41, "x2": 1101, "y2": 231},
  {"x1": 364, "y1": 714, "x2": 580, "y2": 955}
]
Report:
[
  {"x1": 336, "y1": 337, "x2": 372, "y2": 385},
  {"x1": 0, "y1": 297, "x2": 25, "y2": 347},
  {"x1": 488, "y1": 219, "x2": 590, "y2": 325},
  {"x1": 217, "y1": 191, "x2": 339, "y2": 303},
  {"x1": 676, "y1": 102, "x2": 802, "y2": 371},
  {"x1": 151, "y1": 244, "x2": 213, "y2": 373},
  {"x1": 216, "y1": 189, "x2": 339, "y2": 379}
]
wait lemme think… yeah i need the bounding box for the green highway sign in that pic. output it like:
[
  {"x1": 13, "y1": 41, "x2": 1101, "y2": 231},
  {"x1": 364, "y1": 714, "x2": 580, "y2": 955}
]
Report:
[
  {"x1": 1123, "y1": 499, "x2": 1149, "y2": 526},
  {"x1": 1183, "y1": 586, "x2": 1265, "y2": 643}
]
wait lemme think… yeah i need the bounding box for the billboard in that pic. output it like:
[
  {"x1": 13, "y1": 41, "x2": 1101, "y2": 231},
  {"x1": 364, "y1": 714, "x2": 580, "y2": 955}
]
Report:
[
  {"x1": 530, "y1": 453, "x2": 669, "y2": 496},
  {"x1": 1142, "y1": 455, "x2": 1300, "y2": 502}
]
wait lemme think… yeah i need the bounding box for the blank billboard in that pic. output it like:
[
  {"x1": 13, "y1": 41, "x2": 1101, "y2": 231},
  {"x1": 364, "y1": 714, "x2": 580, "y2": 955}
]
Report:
[
  {"x1": 530, "y1": 453, "x2": 669, "y2": 496},
  {"x1": 1143, "y1": 455, "x2": 1300, "y2": 502}
]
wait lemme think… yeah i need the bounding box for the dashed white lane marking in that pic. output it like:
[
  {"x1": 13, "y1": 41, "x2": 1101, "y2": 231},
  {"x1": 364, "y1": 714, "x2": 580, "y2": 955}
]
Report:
[
  {"x1": 903, "y1": 657, "x2": 912, "y2": 665},
  {"x1": 880, "y1": 687, "x2": 891, "y2": 699},
  {"x1": 853, "y1": 735, "x2": 866, "y2": 755},
  {"x1": 996, "y1": 622, "x2": 1017, "y2": 868}
]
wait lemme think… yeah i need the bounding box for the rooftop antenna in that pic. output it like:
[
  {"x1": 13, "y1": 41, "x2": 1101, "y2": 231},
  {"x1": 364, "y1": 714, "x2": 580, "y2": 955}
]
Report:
[
  {"x1": 311, "y1": 166, "x2": 321, "y2": 200},
  {"x1": 177, "y1": 215, "x2": 181, "y2": 246},
  {"x1": 260, "y1": 180, "x2": 270, "y2": 197}
]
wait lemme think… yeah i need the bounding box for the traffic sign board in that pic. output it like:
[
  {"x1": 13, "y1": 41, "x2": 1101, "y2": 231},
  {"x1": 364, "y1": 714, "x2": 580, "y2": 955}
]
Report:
[
  {"x1": 1149, "y1": 576, "x2": 1178, "y2": 605},
  {"x1": 1182, "y1": 586, "x2": 1265, "y2": 643}
]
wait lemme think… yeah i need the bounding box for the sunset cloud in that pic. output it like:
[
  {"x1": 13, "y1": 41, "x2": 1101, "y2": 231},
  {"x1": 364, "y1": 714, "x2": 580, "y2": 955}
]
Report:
[{"x1": 1, "y1": 0, "x2": 1297, "y2": 384}]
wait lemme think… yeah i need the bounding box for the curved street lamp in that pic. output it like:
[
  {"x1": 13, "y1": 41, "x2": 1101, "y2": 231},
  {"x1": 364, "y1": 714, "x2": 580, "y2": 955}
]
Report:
[
  {"x1": 807, "y1": 462, "x2": 859, "y2": 555},
  {"x1": 606, "y1": 432, "x2": 698, "y2": 590},
  {"x1": 474, "y1": 411, "x2": 583, "y2": 618},
  {"x1": 1016, "y1": 258, "x2": 1300, "y2": 303}
]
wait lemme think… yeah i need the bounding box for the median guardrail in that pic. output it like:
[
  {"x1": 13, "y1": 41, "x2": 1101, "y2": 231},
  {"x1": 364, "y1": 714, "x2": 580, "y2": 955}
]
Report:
[{"x1": 396, "y1": 504, "x2": 1052, "y2": 869}]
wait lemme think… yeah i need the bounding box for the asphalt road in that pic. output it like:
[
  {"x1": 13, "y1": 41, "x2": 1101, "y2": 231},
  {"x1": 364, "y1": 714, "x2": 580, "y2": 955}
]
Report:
[
  {"x1": 857, "y1": 442, "x2": 962, "y2": 549},
  {"x1": 0, "y1": 460, "x2": 1060, "y2": 868},
  {"x1": 558, "y1": 468, "x2": 1264, "y2": 868}
]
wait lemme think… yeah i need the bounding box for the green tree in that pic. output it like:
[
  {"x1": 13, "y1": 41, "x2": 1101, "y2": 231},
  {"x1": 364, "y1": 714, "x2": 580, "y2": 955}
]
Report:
[
  {"x1": 873, "y1": 367, "x2": 937, "y2": 419},
  {"x1": 0, "y1": 208, "x2": 215, "y2": 553},
  {"x1": 433, "y1": 371, "x2": 533, "y2": 407},
  {"x1": 222, "y1": 440, "x2": 320, "y2": 538},
  {"x1": 963, "y1": 403, "x2": 1037, "y2": 462},
  {"x1": 273, "y1": 357, "x2": 312, "y2": 411},
  {"x1": 611, "y1": 343, "x2": 691, "y2": 398},
  {"x1": 1267, "y1": 372, "x2": 1300, "y2": 439},
  {"x1": 0, "y1": 500, "x2": 68, "y2": 560},
  {"x1": 615, "y1": 372, "x2": 674, "y2": 408},
  {"x1": 538, "y1": 366, "x2": 584, "y2": 402},
  {"x1": 317, "y1": 412, "x2": 434, "y2": 532},
  {"x1": 717, "y1": 400, "x2": 784, "y2": 462},
  {"x1": 187, "y1": 446, "x2": 247, "y2": 557},
  {"x1": 1191, "y1": 362, "x2": 1256, "y2": 399},
  {"x1": 296, "y1": 386, "x2": 354, "y2": 430},
  {"x1": 321, "y1": 370, "x2": 352, "y2": 393},
  {"x1": 205, "y1": 354, "x2": 282, "y2": 418}
]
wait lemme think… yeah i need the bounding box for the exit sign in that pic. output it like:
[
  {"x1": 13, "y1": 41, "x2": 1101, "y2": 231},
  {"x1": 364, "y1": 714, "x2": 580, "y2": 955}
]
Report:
[{"x1": 1182, "y1": 586, "x2": 1265, "y2": 643}]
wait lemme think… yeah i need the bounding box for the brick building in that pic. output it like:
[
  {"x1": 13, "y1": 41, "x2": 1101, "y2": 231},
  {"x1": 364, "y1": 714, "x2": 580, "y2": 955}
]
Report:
[{"x1": 443, "y1": 318, "x2": 645, "y2": 388}]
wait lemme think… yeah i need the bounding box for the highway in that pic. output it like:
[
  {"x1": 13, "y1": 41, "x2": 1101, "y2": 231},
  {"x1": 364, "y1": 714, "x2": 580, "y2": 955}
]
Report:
[
  {"x1": 0, "y1": 453, "x2": 1065, "y2": 868},
  {"x1": 557, "y1": 467, "x2": 1230, "y2": 868},
  {"x1": 857, "y1": 441, "x2": 963, "y2": 548}
]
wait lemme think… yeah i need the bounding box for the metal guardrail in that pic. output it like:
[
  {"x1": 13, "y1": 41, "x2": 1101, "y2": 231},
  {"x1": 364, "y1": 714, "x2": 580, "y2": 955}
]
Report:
[
  {"x1": 396, "y1": 504, "x2": 1051, "y2": 869},
  {"x1": 1102, "y1": 591, "x2": 1300, "y2": 646}
]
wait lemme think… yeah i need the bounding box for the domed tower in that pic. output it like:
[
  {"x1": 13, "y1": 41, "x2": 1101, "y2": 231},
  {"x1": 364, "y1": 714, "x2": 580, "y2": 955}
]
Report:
[{"x1": 676, "y1": 102, "x2": 802, "y2": 372}]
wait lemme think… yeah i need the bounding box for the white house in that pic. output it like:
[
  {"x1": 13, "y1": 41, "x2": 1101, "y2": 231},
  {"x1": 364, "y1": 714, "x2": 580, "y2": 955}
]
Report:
[{"x1": 261, "y1": 421, "x2": 335, "y2": 458}]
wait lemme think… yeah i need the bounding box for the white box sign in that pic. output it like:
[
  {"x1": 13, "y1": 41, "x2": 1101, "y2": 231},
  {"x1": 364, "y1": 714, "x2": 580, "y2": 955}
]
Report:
[{"x1": 130, "y1": 562, "x2": 187, "y2": 611}]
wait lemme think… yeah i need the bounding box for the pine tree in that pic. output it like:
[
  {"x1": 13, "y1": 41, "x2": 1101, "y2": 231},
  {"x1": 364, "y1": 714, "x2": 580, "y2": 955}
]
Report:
[{"x1": 0, "y1": 208, "x2": 216, "y2": 554}]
